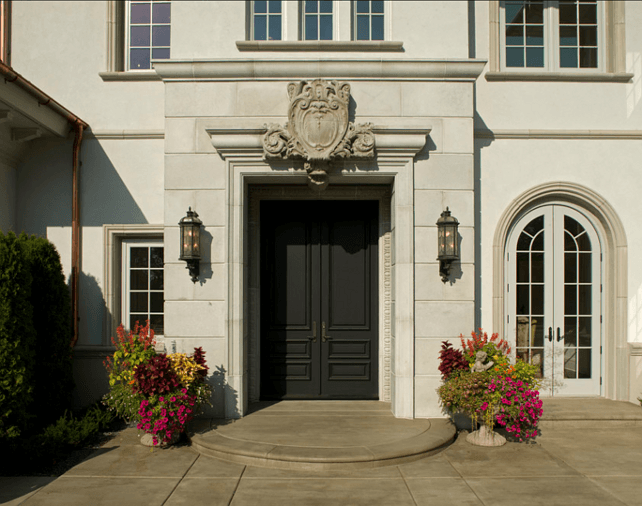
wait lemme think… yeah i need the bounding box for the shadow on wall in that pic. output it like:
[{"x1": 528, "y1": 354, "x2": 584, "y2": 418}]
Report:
[
  {"x1": 16, "y1": 136, "x2": 148, "y2": 236},
  {"x1": 210, "y1": 365, "x2": 240, "y2": 421}
]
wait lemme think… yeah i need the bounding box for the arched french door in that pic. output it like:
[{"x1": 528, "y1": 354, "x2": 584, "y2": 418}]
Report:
[{"x1": 506, "y1": 204, "x2": 602, "y2": 396}]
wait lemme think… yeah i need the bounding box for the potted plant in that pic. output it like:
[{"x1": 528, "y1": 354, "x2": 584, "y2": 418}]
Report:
[
  {"x1": 437, "y1": 329, "x2": 543, "y2": 446},
  {"x1": 103, "y1": 321, "x2": 212, "y2": 446}
]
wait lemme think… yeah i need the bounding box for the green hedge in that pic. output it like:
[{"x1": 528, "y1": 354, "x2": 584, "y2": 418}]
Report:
[{"x1": 0, "y1": 231, "x2": 74, "y2": 439}]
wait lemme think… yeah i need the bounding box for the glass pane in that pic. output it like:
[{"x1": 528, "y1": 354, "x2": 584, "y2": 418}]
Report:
[
  {"x1": 578, "y1": 253, "x2": 591, "y2": 282},
  {"x1": 320, "y1": 1, "x2": 332, "y2": 13},
  {"x1": 564, "y1": 348, "x2": 577, "y2": 378},
  {"x1": 357, "y1": 16, "x2": 369, "y2": 40},
  {"x1": 505, "y1": 2, "x2": 524, "y2": 24},
  {"x1": 150, "y1": 314, "x2": 164, "y2": 335},
  {"x1": 525, "y1": 2, "x2": 543, "y2": 23},
  {"x1": 533, "y1": 321, "x2": 544, "y2": 347},
  {"x1": 269, "y1": 15, "x2": 282, "y2": 40},
  {"x1": 531, "y1": 231, "x2": 544, "y2": 251},
  {"x1": 372, "y1": 15, "x2": 384, "y2": 40},
  {"x1": 517, "y1": 285, "x2": 529, "y2": 315},
  {"x1": 150, "y1": 247, "x2": 164, "y2": 268},
  {"x1": 305, "y1": 0, "x2": 317, "y2": 13},
  {"x1": 305, "y1": 15, "x2": 318, "y2": 40},
  {"x1": 531, "y1": 253, "x2": 544, "y2": 282},
  {"x1": 131, "y1": 25, "x2": 150, "y2": 47},
  {"x1": 130, "y1": 314, "x2": 146, "y2": 331},
  {"x1": 564, "y1": 231, "x2": 577, "y2": 252},
  {"x1": 506, "y1": 25, "x2": 524, "y2": 46},
  {"x1": 506, "y1": 47, "x2": 524, "y2": 67},
  {"x1": 526, "y1": 47, "x2": 544, "y2": 67},
  {"x1": 372, "y1": 1, "x2": 384, "y2": 14},
  {"x1": 254, "y1": 0, "x2": 267, "y2": 13},
  {"x1": 580, "y1": 26, "x2": 597, "y2": 46},
  {"x1": 357, "y1": 0, "x2": 369, "y2": 13},
  {"x1": 579, "y1": 3, "x2": 597, "y2": 24},
  {"x1": 131, "y1": 247, "x2": 148, "y2": 267},
  {"x1": 516, "y1": 317, "x2": 530, "y2": 348},
  {"x1": 532, "y1": 349, "x2": 544, "y2": 377},
  {"x1": 531, "y1": 284, "x2": 544, "y2": 315},
  {"x1": 565, "y1": 215, "x2": 582, "y2": 236},
  {"x1": 559, "y1": 3, "x2": 577, "y2": 24},
  {"x1": 516, "y1": 348, "x2": 529, "y2": 363},
  {"x1": 517, "y1": 253, "x2": 529, "y2": 282},
  {"x1": 564, "y1": 316, "x2": 577, "y2": 346},
  {"x1": 150, "y1": 269, "x2": 164, "y2": 290},
  {"x1": 152, "y1": 47, "x2": 170, "y2": 59},
  {"x1": 578, "y1": 285, "x2": 591, "y2": 315},
  {"x1": 320, "y1": 15, "x2": 332, "y2": 40},
  {"x1": 517, "y1": 231, "x2": 532, "y2": 251},
  {"x1": 150, "y1": 292, "x2": 164, "y2": 313},
  {"x1": 254, "y1": 15, "x2": 267, "y2": 40},
  {"x1": 130, "y1": 48, "x2": 150, "y2": 70},
  {"x1": 560, "y1": 26, "x2": 577, "y2": 46},
  {"x1": 578, "y1": 349, "x2": 591, "y2": 378},
  {"x1": 131, "y1": 2, "x2": 151, "y2": 24},
  {"x1": 269, "y1": 0, "x2": 281, "y2": 13},
  {"x1": 152, "y1": 2, "x2": 170, "y2": 23},
  {"x1": 526, "y1": 25, "x2": 543, "y2": 46},
  {"x1": 580, "y1": 47, "x2": 597, "y2": 68},
  {"x1": 578, "y1": 317, "x2": 592, "y2": 346},
  {"x1": 130, "y1": 292, "x2": 148, "y2": 312},
  {"x1": 560, "y1": 47, "x2": 578, "y2": 67},
  {"x1": 131, "y1": 270, "x2": 148, "y2": 290},
  {"x1": 565, "y1": 285, "x2": 577, "y2": 315},
  {"x1": 565, "y1": 252, "x2": 577, "y2": 283},
  {"x1": 524, "y1": 216, "x2": 544, "y2": 236},
  {"x1": 152, "y1": 25, "x2": 170, "y2": 46}
]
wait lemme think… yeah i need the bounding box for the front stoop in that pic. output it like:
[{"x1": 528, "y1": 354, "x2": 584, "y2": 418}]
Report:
[
  {"x1": 188, "y1": 401, "x2": 456, "y2": 471},
  {"x1": 539, "y1": 398, "x2": 642, "y2": 428}
]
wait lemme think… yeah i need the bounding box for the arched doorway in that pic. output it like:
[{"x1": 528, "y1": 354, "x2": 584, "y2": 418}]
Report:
[{"x1": 505, "y1": 204, "x2": 602, "y2": 396}]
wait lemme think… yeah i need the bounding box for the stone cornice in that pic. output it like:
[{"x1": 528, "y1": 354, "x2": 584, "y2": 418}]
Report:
[
  {"x1": 153, "y1": 59, "x2": 487, "y2": 81},
  {"x1": 485, "y1": 71, "x2": 633, "y2": 82},
  {"x1": 476, "y1": 129, "x2": 642, "y2": 140}
]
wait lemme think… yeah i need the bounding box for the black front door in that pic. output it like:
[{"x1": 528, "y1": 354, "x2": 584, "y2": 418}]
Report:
[{"x1": 260, "y1": 200, "x2": 379, "y2": 399}]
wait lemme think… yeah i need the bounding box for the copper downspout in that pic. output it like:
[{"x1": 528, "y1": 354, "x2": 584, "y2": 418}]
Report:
[{"x1": 0, "y1": 61, "x2": 88, "y2": 347}]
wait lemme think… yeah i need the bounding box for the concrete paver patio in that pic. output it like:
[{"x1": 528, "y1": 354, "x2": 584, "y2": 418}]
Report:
[{"x1": 2, "y1": 399, "x2": 642, "y2": 505}]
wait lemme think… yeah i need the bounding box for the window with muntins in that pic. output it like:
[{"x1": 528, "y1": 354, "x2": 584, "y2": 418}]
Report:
[
  {"x1": 122, "y1": 241, "x2": 164, "y2": 335},
  {"x1": 127, "y1": 0, "x2": 171, "y2": 71},
  {"x1": 252, "y1": 1, "x2": 282, "y2": 40},
  {"x1": 502, "y1": 0, "x2": 601, "y2": 71},
  {"x1": 354, "y1": 1, "x2": 383, "y2": 41},
  {"x1": 303, "y1": 0, "x2": 333, "y2": 41}
]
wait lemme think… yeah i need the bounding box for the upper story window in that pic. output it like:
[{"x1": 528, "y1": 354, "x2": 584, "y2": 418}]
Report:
[
  {"x1": 502, "y1": 0, "x2": 601, "y2": 71},
  {"x1": 252, "y1": 1, "x2": 282, "y2": 41},
  {"x1": 127, "y1": 0, "x2": 171, "y2": 71},
  {"x1": 303, "y1": 0, "x2": 333, "y2": 41},
  {"x1": 354, "y1": 1, "x2": 384, "y2": 41}
]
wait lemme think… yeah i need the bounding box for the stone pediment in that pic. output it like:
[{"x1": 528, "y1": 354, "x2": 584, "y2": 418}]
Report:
[{"x1": 263, "y1": 79, "x2": 374, "y2": 190}]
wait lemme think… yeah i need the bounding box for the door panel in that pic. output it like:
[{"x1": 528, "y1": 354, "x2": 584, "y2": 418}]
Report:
[
  {"x1": 261, "y1": 200, "x2": 378, "y2": 399},
  {"x1": 507, "y1": 205, "x2": 601, "y2": 397}
]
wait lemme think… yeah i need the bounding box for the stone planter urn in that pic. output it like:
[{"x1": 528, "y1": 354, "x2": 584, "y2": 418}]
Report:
[
  {"x1": 139, "y1": 431, "x2": 181, "y2": 448},
  {"x1": 466, "y1": 423, "x2": 506, "y2": 447}
]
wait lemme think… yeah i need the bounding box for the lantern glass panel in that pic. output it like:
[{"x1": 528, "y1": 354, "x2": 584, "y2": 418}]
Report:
[
  {"x1": 181, "y1": 226, "x2": 193, "y2": 257},
  {"x1": 192, "y1": 226, "x2": 200, "y2": 256}
]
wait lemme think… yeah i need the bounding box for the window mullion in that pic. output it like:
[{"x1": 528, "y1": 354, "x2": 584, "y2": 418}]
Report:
[{"x1": 548, "y1": 0, "x2": 558, "y2": 70}]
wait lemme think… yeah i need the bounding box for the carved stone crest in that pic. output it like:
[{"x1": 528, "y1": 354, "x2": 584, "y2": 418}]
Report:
[{"x1": 263, "y1": 79, "x2": 375, "y2": 191}]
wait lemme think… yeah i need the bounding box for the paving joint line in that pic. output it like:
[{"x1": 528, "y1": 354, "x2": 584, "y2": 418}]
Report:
[
  {"x1": 160, "y1": 453, "x2": 200, "y2": 506},
  {"x1": 442, "y1": 448, "x2": 490, "y2": 506},
  {"x1": 227, "y1": 464, "x2": 247, "y2": 506}
]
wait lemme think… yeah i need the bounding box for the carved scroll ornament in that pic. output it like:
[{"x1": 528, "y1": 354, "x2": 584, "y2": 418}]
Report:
[{"x1": 263, "y1": 79, "x2": 375, "y2": 191}]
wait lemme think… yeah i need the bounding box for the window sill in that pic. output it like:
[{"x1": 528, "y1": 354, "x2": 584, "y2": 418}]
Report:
[
  {"x1": 485, "y1": 71, "x2": 633, "y2": 83},
  {"x1": 236, "y1": 40, "x2": 404, "y2": 52},
  {"x1": 99, "y1": 71, "x2": 161, "y2": 82}
]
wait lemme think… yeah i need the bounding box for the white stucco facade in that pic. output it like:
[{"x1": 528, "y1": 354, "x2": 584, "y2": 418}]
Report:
[{"x1": 2, "y1": 1, "x2": 641, "y2": 417}]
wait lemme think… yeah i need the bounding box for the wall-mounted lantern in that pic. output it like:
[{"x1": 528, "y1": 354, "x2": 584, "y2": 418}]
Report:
[
  {"x1": 179, "y1": 207, "x2": 202, "y2": 283},
  {"x1": 436, "y1": 207, "x2": 460, "y2": 283}
]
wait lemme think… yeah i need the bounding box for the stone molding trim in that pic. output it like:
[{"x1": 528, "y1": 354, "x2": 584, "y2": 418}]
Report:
[
  {"x1": 475, "y1": 129, "x2": 642, "y2": 140},
  {"x1": 630, "y1": 343, "x2": 642, "y2": 356},
  {"x1": 484, "y1": 72, "x2": 633, "y2": 83},
  {"x1": 236, "y1": 41, "x2": 404, "y2": 52},
  {"x1": 102, "y1": 224, "x2": 164, "y2": 347},
  {"x1": 99, "y1": 71, "x2": 161, "y2": 82},
  {"x1": 247, "y1": 185, "x2": 393, "y2": 404},
  {"x1": 492, "y1": 182, "x2": 628, "y2": 401},
  {"x1": 152, "y1": 59, "x2": 487, "y2": 82},
  {"x1": 86, "y1": 130, "x2": 165, "y2": 140}
]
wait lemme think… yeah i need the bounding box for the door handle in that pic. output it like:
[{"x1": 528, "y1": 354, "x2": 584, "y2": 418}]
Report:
[
  {"x1": 556, "y1": 327, "x2": 562, "y2": 343},
  {"x1": 548, "y1": 327, "x2": 553, "y2": 342},
  {"x1": 308, "y1": 321, "x2": 317, "y2": 343},
  {"x1": 321, "y1": 321, "x2": 331, "y2": 342}
]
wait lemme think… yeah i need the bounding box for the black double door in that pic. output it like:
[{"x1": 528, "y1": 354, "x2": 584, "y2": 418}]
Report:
[{"x1": 260, "y1": 200, "x2": 379, "y2": 399}]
